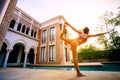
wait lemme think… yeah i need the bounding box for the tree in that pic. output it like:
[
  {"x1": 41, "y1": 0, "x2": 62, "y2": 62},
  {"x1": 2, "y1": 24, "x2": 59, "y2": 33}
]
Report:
[
  {"x1": 97, "y1": 7, "x2": 120, "y2": 61},
  {"x1": 97, "y1": 7, "x2": 120, "y2": 50},
  {"x1": 97, "y1": 35, "x2": 111, "y2": 49},
  {"x1": 110, "y1": 31, "x2": 120, "y2": 49},
  {"x1": 109, "y1": 7, "x2": 120, "y2": 26}
]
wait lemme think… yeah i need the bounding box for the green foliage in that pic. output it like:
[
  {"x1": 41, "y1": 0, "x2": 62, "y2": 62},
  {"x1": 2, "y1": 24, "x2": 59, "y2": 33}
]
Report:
[
  {"x1": 77, "y1": 7, "x2": 120, "y2": 61},
  {"x1": 96, "y1": 7, "x2": 120, "y2": 61},
  {"x1": 77, "y1": 45, "x2": 110, "y2": 60},
  {"x1": 109, "y1": 31, "x2": 120, "y2": 49},
  {"x1": 109, "y1": 8, "x2": 120, "y2": 26},
  {"x1": 98, "y1": 35, "x2": 110, "y2": 49},
  {"x1": 108, "y1": 49, "x2": 120, "y2": 61}
]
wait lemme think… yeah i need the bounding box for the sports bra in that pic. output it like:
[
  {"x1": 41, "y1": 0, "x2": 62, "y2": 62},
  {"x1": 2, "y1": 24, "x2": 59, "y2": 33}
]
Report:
[
  {"x1": 77, "y1": 33, "x2": 88, "y2": 45},
  {"x1": 80, "y1": 33, "x2": 87, "y2": 39}
]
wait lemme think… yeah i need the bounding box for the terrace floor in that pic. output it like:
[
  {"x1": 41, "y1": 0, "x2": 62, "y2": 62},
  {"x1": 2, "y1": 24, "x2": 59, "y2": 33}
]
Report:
[{"x1": 0, "y1": 68, "x2": 120, "y2": 80}]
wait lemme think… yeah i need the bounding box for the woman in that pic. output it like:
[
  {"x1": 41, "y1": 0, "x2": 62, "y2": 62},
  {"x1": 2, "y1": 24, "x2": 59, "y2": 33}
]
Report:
[{"x1": 60, "y1": 22, "x2": 113, "y2": 77}]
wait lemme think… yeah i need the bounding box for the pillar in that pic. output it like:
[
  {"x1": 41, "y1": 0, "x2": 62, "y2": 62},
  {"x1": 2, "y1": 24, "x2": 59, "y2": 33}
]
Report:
[
  {"x1": 29, "y1": 28, "x2": 32, "y2": 36},
  {"x1": 14, "y1": 21, "x2": 18, "y2": 30},
  {"x1": 34, "y1": 53, "x2": 36, "y2": 64},
  {"x1": 3, "y1": 48, "x2": 11, "y2": 68},
  {"x1": 23, "y1": 51, "x2": 28, "y2": 68},
  {"x1": 0, "y1": 0, "x2": 10, "y2": 24}
]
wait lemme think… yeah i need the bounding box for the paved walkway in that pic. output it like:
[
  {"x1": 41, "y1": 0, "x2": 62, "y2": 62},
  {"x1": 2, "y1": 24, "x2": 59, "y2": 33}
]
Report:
[{"x1": 0, "y1": 68, "x2": 120, "y2": 80}]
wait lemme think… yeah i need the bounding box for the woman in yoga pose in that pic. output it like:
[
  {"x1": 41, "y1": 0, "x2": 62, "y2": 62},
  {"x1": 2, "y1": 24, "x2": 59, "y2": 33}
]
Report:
[{"x1": 60, "y1": 22, "x2": 113, "y2": 77}]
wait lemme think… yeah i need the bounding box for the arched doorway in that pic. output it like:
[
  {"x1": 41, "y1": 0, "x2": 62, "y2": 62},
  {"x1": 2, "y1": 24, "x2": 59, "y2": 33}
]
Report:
[
  {"x1": 0, "y1": 42, "x2": 7, "y2": 64},
  {"x1": 28, "y1": 48, "x2": 34, "y2": 64},
  {"x1": 8, "y1": 43, "x2": 25, "y2": 63}
]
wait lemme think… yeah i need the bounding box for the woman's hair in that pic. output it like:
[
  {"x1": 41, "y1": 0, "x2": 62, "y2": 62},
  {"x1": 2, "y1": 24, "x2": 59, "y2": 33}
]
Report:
[{"x1": 83, "y1": 27, "x2": 89, "y2": 34}]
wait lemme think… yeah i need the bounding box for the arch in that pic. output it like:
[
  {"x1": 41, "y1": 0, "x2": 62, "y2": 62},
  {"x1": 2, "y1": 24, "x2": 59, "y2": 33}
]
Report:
[
  {"x1": 31, "y1": 29, "x2": 34, "y2": 36},
  {"x1": 4, "y1": 38, "x2": 10, "y2": 49},
  {"x1": 10, "y1": 39, "x2": 28, "y2": 52},
  {"x1": 0, "y1": 42, "x2": 7, "y2": 63},
  {"x1": 8, "y1": 43, "x2": 25, "y2": 63},
  {"x1": 9, "y1": 19, "x2": 16, "y2": 29},
  {"x1": 26, "y1": 27, "x2": 30, "y2": 35},
  {"x1": 28, "y1": 48, "x2": 35, "y2": 64},
  {"x1": 17, "y1": 23, "x2": 22, "y2": 31},
  {"x1": 21, "y1": 25, "x2": 26, "y2": 33},
  {"x1": 29, "y1": 45, "x2": 37, "y2": 54}
]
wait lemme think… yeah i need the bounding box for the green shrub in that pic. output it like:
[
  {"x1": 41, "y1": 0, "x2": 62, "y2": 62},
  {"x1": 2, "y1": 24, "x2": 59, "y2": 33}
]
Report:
[{"x1": 77, "y1": 50, "x2": 110, "y2": 60}]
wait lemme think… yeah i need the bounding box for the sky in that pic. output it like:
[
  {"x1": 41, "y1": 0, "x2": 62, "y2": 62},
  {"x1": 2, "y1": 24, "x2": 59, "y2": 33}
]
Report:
[
  {"x1": 16, "y1": 0, "x2": 120, "y2": 48},
  {"x1": 17, "y1": 0, "x2": 120, "y2": 30}
]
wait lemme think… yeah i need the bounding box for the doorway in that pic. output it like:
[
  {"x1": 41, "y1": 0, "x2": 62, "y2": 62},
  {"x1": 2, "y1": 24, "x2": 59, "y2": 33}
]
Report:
[
  {"x1": 8, "y1": 43, "x2": 25, "y2": 63},
  {"x1": 0, "y1": 42, "x2": 7, "y2": 63}
]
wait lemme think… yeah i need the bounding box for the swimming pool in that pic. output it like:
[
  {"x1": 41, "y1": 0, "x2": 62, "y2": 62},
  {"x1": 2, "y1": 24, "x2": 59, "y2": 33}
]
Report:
[{"x1": 26, "y1": 63, "x2": 120, "y2": 72}]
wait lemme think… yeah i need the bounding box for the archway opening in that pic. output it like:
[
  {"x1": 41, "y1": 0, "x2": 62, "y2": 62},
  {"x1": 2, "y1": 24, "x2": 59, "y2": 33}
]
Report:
[
  {"x1": 28, "y1": 48, "x2": 34, "y2": 64},
  {"x1": 8, "y1": 43, "x2": 25, "y2": 63},
  {"x1": 0, "y1": 42, "x2": 7, "y2": 63}
]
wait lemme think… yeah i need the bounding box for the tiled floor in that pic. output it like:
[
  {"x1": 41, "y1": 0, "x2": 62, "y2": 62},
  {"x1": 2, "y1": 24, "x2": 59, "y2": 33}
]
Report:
[{"x1": 0, "y1": 68, "x2": 120, "y2": 80}]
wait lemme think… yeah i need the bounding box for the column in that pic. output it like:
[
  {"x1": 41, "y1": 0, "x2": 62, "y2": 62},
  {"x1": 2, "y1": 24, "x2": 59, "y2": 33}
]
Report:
[
  {"x1": 29, "y1": 28, "x2": 32, "y2": 36},
  {"x1": 14, "y1": 21, "x2": 18, "y2": 30},
  {"x1": 34, "y1": 53, "x2": 36, "y2": 64},
  {"x1": 23, "y1": 51, "x2": 28, "y2": 68},
  {"x1": 0, "y1": 0, "x2": 10, "y2": 24},
  {"x1": 35, "y1": 25, "x2": 39, "y2": 38},
  {"x1": 3, "y1": 48, "x2": 11, "y2": 68},
  {"x1": 29, "y1": 20, "x2": 33, "y2": 36},
  {"x1": 14, "y1": 11, "x2": 21, "y2": 30}
]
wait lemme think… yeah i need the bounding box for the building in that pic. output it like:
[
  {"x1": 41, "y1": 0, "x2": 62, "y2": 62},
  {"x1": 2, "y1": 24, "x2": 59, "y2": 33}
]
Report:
[
  {"x1": 0, "y1": 0, "x2": 18, "y2": 51},
  {"x1": 0, "y1": 0, "x2": 71, "y2": 68},
  {"x1": 39, "y1": 16, "x2": 70, "y2": 64}
]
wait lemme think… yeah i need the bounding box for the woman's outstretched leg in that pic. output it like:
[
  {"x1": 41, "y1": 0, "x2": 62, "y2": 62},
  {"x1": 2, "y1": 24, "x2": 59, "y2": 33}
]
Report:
[
  {"x1": 60, "y1": 24, "x2": 71, "y2": 44},
  {"x1": 60, "y1": 26, "x2": 65, "y2": 40}
]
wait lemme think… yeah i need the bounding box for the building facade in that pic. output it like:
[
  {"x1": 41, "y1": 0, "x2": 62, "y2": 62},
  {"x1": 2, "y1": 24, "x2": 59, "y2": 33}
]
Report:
[
  {"x1": 39, "y1": 16, "x2": 70, "y2": 64},
  {"x1": 0, "y1": 0, "x2": 71, "y2": 68},
  {"x1": 0, "y1": 0, "x2": 18, "y2": 50},
  {"x1": 0, "y1": 7, "x2": 40, "y2": 68}
]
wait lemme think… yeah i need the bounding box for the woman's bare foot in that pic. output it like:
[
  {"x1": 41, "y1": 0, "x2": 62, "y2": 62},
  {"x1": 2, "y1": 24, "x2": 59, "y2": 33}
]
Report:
[{"x1": 77, "y1": 73, "x2": 85, "y2": 77}]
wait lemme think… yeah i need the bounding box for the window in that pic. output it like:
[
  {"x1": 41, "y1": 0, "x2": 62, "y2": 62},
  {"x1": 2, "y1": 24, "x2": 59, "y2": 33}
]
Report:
[
  {"x1": 40, "y1": 47, "x2": 46, "y2": 62},
  {"x1": 9, "y1": 20, "x2": 15, "y2": 29},
  {"x1": 31, "y1": 29, "x2": 34, "y2": 36},
  {"x1": 42, "y1": 30, "x2": 46, "y2": 43},
  {"x1": 17, "y1": 23, "x2": 22, "y2": 31},
  {"x1": 50, "y1": 27, "x2": 55, "y2": 41},
  {"x1": 21, "y1": 25, "x2": 26, "y2": 33},
  {"x1": 34, "y1": 31, "x2": 37, "y2": 38},
  {"x1": 49, "y1": 45, "x2": 55, "y2": 62},
  {"x1": 26, "y1": 27, "x2": 29, "y2": 34},
  {"x1": 65, "y1": 48, "x2": 68, "y2": 61}
]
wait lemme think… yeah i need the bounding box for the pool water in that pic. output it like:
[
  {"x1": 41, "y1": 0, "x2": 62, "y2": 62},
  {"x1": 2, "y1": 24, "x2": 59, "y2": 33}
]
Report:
[
  {"x1": 80, "y1": 63, "x2": 120, "y2": 71},
  {"x1": 26, "y1": 63, "x2": 120, "y2": 71},
  {"x1": 99, "y1": 63, "x2": 120, "y2": 71}
]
